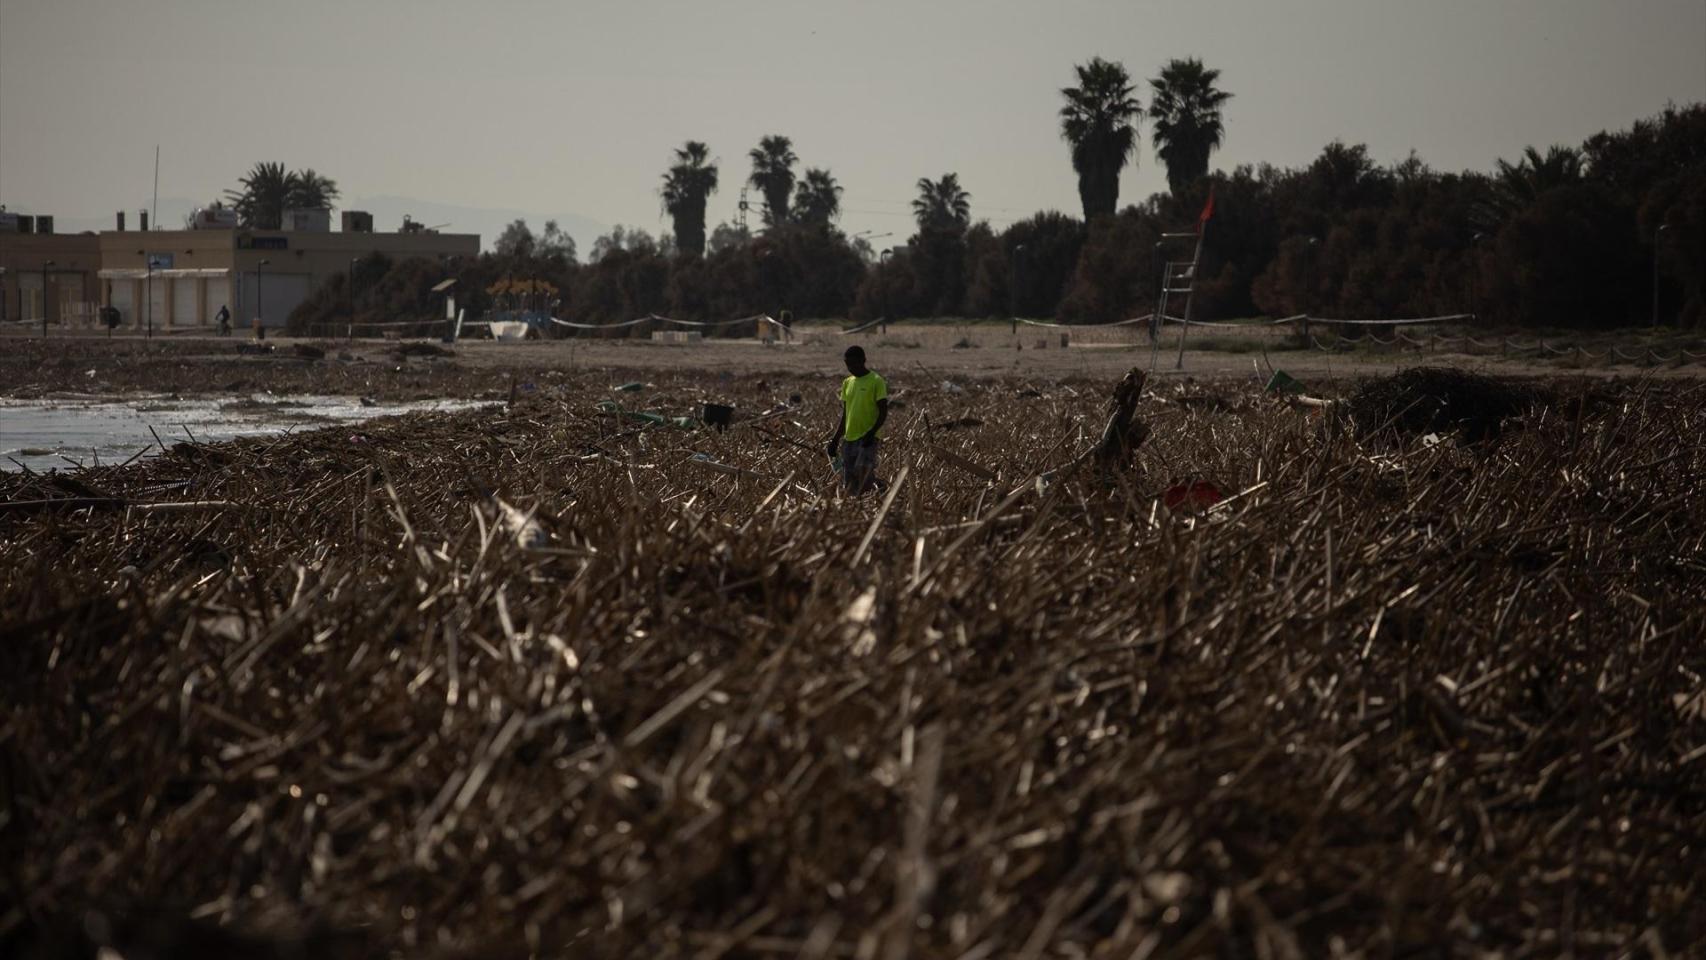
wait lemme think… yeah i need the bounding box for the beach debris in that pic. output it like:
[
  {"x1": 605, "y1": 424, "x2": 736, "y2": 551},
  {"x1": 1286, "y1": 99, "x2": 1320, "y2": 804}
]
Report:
[
  {"x1": 495, "y1": 497, "x2": 550, "y2": 550},
  {"x1": 394, "y1": 342, "x2": 452, "y2": 359},
  {"x1": 1346, "y1": 367, "x2": 1547, "y2": 442},
  {"x1": 1265, "y1": 370, "x2": 1306, "y2": 395},
  {"x1": 931, "y1": 416, "x2": 984, "y2": 432},
  {"x1": 701, "y1": 403, "x2": 735, "y2": 432},
  {"x1": 1162, "y1": 480, "x2": 1224, "y2": 511}
]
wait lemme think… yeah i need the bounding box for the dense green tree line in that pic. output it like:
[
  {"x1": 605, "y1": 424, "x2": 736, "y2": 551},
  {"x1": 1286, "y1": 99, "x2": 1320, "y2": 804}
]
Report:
[{"x1": 285, "y1": 63, "x2": 1705, "y2": 333}]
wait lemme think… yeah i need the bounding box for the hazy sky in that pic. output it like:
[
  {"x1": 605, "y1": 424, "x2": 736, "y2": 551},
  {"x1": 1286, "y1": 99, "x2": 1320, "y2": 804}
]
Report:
[{"x1": 3, "y1": 0, "x2": 1703, "y2": 250}]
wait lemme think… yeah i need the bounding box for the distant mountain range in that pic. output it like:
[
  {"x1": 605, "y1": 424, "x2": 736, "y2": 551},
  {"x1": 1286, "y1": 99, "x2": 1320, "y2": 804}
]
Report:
[{"x1": 33, "y1": 195, "x2": 610, "y2": 255}]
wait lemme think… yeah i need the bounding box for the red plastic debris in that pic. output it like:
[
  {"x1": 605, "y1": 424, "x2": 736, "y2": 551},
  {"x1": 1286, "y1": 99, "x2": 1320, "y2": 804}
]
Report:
[{"x1": 1163, "y1": 480, "x2": 1224, "y2": 511}]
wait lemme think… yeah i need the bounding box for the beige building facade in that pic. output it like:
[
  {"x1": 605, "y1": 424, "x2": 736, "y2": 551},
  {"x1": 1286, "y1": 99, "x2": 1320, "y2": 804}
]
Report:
[
  {"x1": 96, "y1": 227, "x2": 479, "y2": 330},
  {"x1": 0, "y1": 232, "x2": 103, "y2": 327}
]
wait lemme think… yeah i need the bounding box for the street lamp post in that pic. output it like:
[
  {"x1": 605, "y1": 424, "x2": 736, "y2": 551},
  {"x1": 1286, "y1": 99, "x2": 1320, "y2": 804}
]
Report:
[
  {"x1": 256, "y1": 258, "x2": 271, "y2": 339},
  {"x1": 1468, "y1": 232, "x2": 1485, "y2": 324},
  {"x1": 1150, "y1": 241, "x2": 1166, "y2": 342},
  {"x1": 879, "y1": 248, "x2": 893, "y2": 334},
  {"x1": 1304, "y1": 237, "x2": 1319, "y2": 344},
  {"x1": 348, "y1": 256, "x2": 360, "y2": 341},
  {"x1": 136, "y1": 250, "x2": 154, "y2": 340},
  {"x1": 1011, "y1": 243, "x2": 1026, "y2": 335},
  {"x1": 41, "y1": 260, "x2": 55, "y2": 338},
  {"x1": 1652, "y1": 224, "x2": 1670, "y2": 328}
]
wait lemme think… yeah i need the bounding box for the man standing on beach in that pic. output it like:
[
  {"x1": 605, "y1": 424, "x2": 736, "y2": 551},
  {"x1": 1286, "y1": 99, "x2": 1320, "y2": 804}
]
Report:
[{"x1": 826, "y1": 345, "x2": 888, "y2": 495}]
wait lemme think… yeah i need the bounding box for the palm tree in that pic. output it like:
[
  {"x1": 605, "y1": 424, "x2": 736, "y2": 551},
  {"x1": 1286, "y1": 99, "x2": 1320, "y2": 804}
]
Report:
[
  {"x1": 792, "y1": 168, "x2": 843, "y2": 227},
  {"x1": 1059, "y1": 57, "x2": 1141, "y2": 221},
  {"x1": 661, "y1": 141, "x2": 720, "y2": 256},
  {"x1": 1495, "y1": 145, "x2": 1584, "y2": 206},
  {"x1": 747, "y1": 135, "x2": 798, "y2": 227},
  {"x1": 912, "y1": 173, "x2": 971, "y2": 233},
  {"x1": 225, "y1": 162, "x2": 294, "y2": 229},
  {"x1": 287, "y1": 168, "x2": 340, "y2": 210},
  {"x1": 1147, "y1": 58, "x2": 1232, "y2": 197}
]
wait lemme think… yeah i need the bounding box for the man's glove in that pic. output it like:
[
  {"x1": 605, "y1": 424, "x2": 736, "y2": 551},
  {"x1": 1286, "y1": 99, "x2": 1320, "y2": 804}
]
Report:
[{"x1": 825, "y1": 437, "x2": 840, "y2": 459}]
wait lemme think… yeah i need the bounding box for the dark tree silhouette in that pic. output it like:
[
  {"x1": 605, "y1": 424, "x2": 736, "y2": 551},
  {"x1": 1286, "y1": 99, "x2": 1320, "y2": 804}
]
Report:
[
  {"x1": 288, "y1": 169, "x2": 339, "y2": 210},
  {"x1": 661, "y1": 141, "x2": 720, "y2": 256},
  {"x1": 747, "y1": 135, "x2": 798, "y2": 227},
  {"x1": 912, "y1": 173, "x2": 971, "y2": 233},
  {"x1": 1148, "y1": 58, "x2": 1232, "y2": 197},
  {"x1": 494, "y1": 219, "x2": 537, "y2": 259},
  {"x1": 225, "y1": 163, "x2": 339, "y2": 228},
  {"x1": 1496, "y1": 145, "x2": 1585, "y2": 205},
  {"x1": 225, "y1": 162, "x2": 293, "y2": 229},
  {"x1": 1059, "y1": 58, "x2": 1141, "y2": 221},
  {"x1": 792, "y1": 168, "x2": 843, "y2": 227}
]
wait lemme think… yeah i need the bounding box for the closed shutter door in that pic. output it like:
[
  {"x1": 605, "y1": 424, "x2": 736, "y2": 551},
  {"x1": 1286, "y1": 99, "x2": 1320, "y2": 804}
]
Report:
[
  {"x1": 19, "y1": 274, "x2": 43, "y2": 321},
  {"x1": 172, "y1": 278, "x2": 200, "y2": 326},
  {"x1": 147, "y1": 277, "x2": 168, "y2": 327},
  {"x1": 109, "y1": 281, "x2": 135, "y2": 327},
  {"x1": 258, "y1": 274, "x2": 310, "y2": 328}
]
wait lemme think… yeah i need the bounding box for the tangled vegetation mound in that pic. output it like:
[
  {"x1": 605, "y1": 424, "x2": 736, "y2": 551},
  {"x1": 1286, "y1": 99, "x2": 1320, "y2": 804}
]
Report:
[
  {"x1": 2, "y1": 372, "x2": 1702, "y2": 957},
  {"x1": 1345, "y1": 367, "x2": 1551, "y2": 442}
]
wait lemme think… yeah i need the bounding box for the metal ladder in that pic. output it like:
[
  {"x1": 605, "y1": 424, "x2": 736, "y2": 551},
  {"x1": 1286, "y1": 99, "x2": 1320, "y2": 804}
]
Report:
[{"x1": 1151, "y1": 230, "x2": 1205, "y2": 369}]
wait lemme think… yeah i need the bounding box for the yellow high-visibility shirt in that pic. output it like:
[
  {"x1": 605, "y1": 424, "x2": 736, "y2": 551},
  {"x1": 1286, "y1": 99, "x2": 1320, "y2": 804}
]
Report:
[{"x1": 840, "y1": 371, "x2": 887, "y2": 442}]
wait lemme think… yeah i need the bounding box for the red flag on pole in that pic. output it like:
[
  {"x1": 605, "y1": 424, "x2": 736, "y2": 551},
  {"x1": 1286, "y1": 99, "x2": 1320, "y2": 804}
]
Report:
[{"x1": 1197, "y1": 185, "x2": 1215, "y2": 233}]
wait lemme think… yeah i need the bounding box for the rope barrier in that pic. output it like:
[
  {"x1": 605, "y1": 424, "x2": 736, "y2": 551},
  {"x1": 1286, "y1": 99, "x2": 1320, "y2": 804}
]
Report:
[
  {"x1": 839, "y1": 317, "x2": 888, "y2": 335},
  {"x1": 1019, "y1": 314, "x2": 1156, "y2": 329},
  {"x1": 1612, "y1": 347, "x2": 1646, "y2": 362},
  {"x1": 1298, "y1": 313, "x2": 1472, "y2": 327}
]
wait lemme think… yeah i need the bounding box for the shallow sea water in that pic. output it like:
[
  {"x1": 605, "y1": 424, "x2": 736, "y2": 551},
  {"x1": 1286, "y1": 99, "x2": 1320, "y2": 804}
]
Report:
[{"x1": 1, "y1": 394, "x2": 487, "y2": 472}]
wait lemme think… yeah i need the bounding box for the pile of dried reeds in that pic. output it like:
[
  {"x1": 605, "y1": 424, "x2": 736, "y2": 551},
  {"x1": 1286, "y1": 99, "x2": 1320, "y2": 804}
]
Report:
[
  {"x1": 2, "y1": 370, "x2": 1703, "y2": 958},
  {"x1": 1343, "y1": 366, "x2": 1552, "y2": 442}
]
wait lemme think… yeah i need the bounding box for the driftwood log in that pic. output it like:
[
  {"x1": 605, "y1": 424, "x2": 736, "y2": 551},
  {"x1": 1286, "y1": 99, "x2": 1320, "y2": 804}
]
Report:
[{"x1": 1038, "y1": 367, "x2": 1151, "y2": 484}]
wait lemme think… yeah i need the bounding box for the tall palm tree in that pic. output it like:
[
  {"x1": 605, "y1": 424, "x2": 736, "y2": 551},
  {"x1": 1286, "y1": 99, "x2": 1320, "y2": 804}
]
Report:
[
  {"x1": 747, "y1": 135, "x2": 798, "y2": 227},
  {"x1": 792, "y1": 168, "x2": 843, "y2": 227},
  {"x1": 1147, "y1": 58, "x2": 1232, "y2": 197},
  {"x1": 287, "y1": 168, "x2": 340, "y2": 210},
  {"x1": 225, "y1": 162, "x2": 294, "y2": 229},
  {"x1": 912, "y1": 173, "x2": 971, "y2": 233},
  {"x1": 661, "y1": 141, "x2": 720, "y2": 256},
  {"x1": 1059, "y1": 58, "x2": 1141, "y2": 221}
]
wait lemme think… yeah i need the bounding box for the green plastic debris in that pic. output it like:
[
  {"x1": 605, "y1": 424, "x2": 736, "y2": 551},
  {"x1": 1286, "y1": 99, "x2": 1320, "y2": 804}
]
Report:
[
  {"x1": 1265, "y1": 370, "x2": 1305, "y2": 395},
  {"x1": 614, "y1": 381, "x2": 645, "y2": 392},
  {"x1": 595, "y1": 399, "x2": 694, "y2": 428}
]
